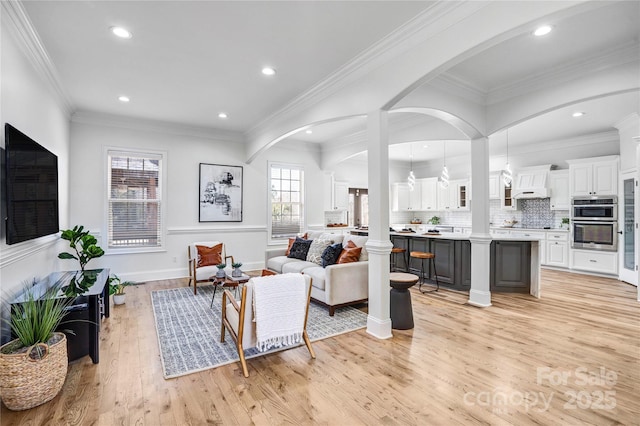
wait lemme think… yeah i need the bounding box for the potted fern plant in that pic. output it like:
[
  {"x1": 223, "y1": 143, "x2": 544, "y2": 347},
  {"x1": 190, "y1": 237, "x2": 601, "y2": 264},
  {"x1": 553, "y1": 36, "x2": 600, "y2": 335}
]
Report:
[
  {"x1": 0, "y1": 282, "x2": 72, "y2": 410},
  {"x1": 108, "y1": 274, "x2": 135, "y2": 305}
]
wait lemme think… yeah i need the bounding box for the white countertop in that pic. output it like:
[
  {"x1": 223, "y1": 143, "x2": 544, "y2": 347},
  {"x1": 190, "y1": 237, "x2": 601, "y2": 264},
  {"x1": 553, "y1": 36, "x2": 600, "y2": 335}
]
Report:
[{"x1": 390, "y1": 231, "x2": 543, "y2": 241}]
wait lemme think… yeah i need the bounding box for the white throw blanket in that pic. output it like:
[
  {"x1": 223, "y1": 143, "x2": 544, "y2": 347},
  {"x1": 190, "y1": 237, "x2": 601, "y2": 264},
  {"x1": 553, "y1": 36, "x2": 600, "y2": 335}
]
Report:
[{"x1": 252, "y1": 273, "x2": 307, "y2": 352}]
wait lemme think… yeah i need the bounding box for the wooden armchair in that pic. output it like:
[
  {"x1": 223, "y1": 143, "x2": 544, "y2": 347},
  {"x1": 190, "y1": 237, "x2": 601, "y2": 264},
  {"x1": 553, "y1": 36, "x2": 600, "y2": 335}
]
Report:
[
  {"x1": 221, "y1": 273, "x2": 315, "y2": 377},
  {"x1": 187, "y1": 241, "x2": 234, "y2": 294}
]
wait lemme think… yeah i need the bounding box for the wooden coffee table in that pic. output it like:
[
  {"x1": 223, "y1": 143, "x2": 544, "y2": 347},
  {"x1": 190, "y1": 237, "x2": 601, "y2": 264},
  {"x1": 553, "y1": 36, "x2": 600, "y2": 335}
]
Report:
[{"x1": 210, "y1": 272, "x2": 251, "y2": 307}]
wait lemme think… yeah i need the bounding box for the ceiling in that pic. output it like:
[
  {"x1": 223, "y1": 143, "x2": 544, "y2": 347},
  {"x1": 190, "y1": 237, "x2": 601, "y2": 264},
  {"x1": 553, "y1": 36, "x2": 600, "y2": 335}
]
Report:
[{"x1": 16, "y1": 1, "x2": 640, "y2": 163}]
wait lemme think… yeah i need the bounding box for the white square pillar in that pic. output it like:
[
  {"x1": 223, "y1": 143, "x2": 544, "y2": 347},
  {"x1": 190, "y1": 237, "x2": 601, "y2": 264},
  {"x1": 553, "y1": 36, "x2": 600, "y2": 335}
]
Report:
[
  {"x1": 468, "y1": 137, "x2": 492, "y2": 307},
  {"x1": 365, "y1": 109, "x2": 393, "y2": 339}
]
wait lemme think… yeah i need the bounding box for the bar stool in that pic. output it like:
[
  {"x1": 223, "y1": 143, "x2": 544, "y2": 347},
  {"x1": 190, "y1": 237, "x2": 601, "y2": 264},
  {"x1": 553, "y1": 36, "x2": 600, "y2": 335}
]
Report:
[
  {"x1": 410, "y1": 251, "x2": 439, "y2": 293},
  {"x1": 390, "y1": 247, "x2": 407, "y2": 272}
]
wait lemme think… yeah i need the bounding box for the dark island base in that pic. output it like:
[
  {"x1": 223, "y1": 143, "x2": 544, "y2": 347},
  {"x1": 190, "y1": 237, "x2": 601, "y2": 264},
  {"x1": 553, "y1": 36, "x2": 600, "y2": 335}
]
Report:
[{"x1": 391, "y1": 235, "x2": 531, "y2": 293}]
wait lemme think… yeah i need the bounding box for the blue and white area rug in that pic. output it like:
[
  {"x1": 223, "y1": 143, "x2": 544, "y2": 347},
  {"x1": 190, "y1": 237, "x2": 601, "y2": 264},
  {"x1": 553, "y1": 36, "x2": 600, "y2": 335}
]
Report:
[{"x1": 151, "y1": 285, "x2": 367, "y2": 378}]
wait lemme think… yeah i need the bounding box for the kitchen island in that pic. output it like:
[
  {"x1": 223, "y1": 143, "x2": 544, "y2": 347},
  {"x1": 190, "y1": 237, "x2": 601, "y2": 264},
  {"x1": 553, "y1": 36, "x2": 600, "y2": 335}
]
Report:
[{"x1": 351, "y1": 230, "x2": 541, "y2": 296}]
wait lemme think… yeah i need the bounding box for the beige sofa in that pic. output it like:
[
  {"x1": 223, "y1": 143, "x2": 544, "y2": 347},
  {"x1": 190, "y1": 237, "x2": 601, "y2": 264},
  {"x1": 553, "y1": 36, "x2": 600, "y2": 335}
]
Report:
[{"x1": 265, "y1": 231, "x2": 368, "y2": 315}]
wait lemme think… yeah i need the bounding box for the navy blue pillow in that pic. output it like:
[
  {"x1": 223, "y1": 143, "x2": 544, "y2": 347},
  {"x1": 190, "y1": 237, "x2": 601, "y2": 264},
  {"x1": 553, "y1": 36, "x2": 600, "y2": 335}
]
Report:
[
  {"x1": 288, "y1": 237, "x2": 313, "y2": 260},
  {"x1": 321, "y1": 242, "x2": 343, "y2": 267}
]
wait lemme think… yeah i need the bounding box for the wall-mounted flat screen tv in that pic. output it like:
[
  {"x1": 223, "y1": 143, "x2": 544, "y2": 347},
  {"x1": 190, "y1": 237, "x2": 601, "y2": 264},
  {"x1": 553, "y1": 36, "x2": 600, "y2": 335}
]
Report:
[{"x1": 4, "y1": 124, "x2": 59, "y2": 245}]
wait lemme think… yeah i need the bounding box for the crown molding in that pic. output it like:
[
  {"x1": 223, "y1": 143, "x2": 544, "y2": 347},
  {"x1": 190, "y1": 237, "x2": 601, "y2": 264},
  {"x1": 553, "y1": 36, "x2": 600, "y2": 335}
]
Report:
[
  {"x1": 72, "y1": 110, "x2": 244, "y2": 143},
  {"x1": 487, "y1": 41, "x2": 640, "y2": 105},
  {"x1": 246, "y1": 1, "x2": 482, "y2": 140},
  {"x1": 1, "y1": 0, "x2": 74, "y2": 116}
]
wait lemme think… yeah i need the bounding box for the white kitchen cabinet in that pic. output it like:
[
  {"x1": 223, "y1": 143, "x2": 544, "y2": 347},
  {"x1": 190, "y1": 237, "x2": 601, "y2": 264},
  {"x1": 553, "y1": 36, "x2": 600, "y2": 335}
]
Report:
[
  {"x1": 437, "y1": 179, "x2": 468, "y2": 211},
  {"x1": 333, "y1": 181, "x2": 349, "y2": 210},
  {"x1": 392, "y1": 182, "x2": 422, "y2": 211},
  {"x1": 570, "y1": 249, "x2": 618, "y2": 275},
  {"x1": 546, "y1": 240, "x2": 568, "y2": 267},
  {"x1": 568, "y1": 157, "x2": 618, "y2": 196},
  {"x1": 500, "y1": 178, "x2": 518, "y2": 210},
  {"x1": 549, "y1": 170, "x2": 570, "y2": 210},
  {"x1": 489, "y1": 173, "x2": 500, "y2": 199},
  {"x1": 419, "y1": 177, "x2": 438, "y2": 211}
]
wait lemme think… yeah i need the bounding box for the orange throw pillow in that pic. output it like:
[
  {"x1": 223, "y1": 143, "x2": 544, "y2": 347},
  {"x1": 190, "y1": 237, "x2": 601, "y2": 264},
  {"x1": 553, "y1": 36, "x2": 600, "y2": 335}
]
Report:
[
  {"x1": 196, "y1": 244, "x2": 223, "y2": 267},
  {"x1": 337, "y1": 245, "x2": 362, "y2": 264},
  {"x1": 285, "y1": 233, "x2": 308, "y2": 256}
]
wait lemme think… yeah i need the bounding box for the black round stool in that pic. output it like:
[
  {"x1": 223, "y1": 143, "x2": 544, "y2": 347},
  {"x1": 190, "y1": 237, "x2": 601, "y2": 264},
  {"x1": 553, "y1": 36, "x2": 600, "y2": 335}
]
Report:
[
  {"x1": 390, "y1": 247, "x2": 407, "y2": 272},
  {"x1": 389, "y1": 272, "x2": 419, "y2": 330},
  {"x1": 410, "y1": 251, "x2": 439, "y2": 293}
]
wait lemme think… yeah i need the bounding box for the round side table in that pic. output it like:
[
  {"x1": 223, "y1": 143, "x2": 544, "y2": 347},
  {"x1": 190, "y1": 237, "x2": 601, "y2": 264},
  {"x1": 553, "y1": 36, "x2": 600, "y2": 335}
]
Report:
[{"x1": 389, "y1": 272, "x2": 419, "y2": 330}]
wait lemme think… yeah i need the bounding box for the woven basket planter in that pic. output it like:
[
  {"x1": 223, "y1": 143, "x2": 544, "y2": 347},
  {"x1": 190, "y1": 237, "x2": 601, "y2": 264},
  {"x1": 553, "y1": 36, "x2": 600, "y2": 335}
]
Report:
[{"x1": 0, "y1": 332, "x2": 68, "y2": 411}]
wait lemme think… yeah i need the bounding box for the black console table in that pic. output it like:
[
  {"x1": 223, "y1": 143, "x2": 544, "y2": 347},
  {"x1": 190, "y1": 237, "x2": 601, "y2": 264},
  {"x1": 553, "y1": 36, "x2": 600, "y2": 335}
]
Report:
[{"x1": 11, "y1": 268, "x2": 110, "y2": 364}]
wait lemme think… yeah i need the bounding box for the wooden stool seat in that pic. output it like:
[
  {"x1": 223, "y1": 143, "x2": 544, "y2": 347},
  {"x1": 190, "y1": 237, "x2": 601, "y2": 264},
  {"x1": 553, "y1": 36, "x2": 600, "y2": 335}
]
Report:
[
  {"x1": 410, "y1": 251, "x2": 434, "y2": 259},
  {"x1": 409, "y1": 251, "x2": 439, "y2": 292},
  {"x1": 390, "y1": 247, "x2": 408, "y2": 272}
]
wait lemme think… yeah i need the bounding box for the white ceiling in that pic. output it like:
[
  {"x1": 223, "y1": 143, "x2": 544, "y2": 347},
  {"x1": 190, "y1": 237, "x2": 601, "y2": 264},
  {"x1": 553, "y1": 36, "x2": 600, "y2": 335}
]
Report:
[
  {"x1": 16, "y1": 1, "x2": 640, "y2": 164},
  {"x1": 21, "y1": 0, "x2": 432, "y2": 132}
]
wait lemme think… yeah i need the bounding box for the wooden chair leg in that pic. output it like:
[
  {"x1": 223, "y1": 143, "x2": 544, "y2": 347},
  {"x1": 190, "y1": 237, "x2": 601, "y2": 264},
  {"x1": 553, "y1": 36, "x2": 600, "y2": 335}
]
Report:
[
  {"x1": 302, "y1": 330, "x2": 316, "y2": 359},
  {"x1": 237, "y1": 342, "x2": 249, "y2": 377},
  {"x1": 329, "y1": 306, "x2": 335, "y2": 316}
]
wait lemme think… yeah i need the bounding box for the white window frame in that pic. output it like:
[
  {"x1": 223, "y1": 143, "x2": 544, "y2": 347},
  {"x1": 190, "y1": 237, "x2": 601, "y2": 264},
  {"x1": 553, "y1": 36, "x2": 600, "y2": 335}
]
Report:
[
  {"x1": 268, "y1": 161, "x2": 306, "y2": 244},
  {"x1": 104, "y1": 146, "x2": 167, "y2": 254}
]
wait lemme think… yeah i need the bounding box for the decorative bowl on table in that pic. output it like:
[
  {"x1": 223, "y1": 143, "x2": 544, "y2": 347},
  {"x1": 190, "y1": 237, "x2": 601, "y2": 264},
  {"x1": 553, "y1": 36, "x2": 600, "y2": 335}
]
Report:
[{"x1": 502, "y1": 220, "x2": 518, "y2": 228}]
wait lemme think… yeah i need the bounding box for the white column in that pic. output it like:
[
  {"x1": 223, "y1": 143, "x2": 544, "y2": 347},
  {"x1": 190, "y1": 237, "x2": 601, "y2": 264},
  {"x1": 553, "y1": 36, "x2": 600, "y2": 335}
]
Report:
[
  {"x1": 468, "y1": 136, "x2": 492, "y2": 307},
  {"x1": 365, "y1": 110, "x2": 393, "y2": 339}
]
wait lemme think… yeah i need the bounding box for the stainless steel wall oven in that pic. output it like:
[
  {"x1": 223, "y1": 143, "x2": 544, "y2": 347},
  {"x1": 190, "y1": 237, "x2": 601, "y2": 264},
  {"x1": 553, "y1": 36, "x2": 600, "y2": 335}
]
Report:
[{"x1": 571, "y1": 196, "x2": 618, "y2": 251}]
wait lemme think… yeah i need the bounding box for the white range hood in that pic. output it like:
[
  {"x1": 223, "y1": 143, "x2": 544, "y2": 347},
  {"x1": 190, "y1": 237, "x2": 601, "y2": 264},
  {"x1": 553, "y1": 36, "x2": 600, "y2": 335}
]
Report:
[{"x1": 512, "y1": 165, "x2": 552, "y2": 199}]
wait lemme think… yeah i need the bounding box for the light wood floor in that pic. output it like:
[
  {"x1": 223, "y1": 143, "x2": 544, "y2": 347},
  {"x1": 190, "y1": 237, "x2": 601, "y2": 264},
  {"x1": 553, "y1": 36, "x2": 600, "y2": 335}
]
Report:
[{"x1": 1, "y1": 270, "x2": 638, "y2": 425}]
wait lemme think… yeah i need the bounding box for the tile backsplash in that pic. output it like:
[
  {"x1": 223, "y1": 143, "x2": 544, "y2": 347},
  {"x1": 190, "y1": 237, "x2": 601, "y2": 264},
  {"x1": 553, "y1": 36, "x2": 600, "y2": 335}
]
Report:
[{"x1": 391, "y1": 198, "x2": 569, "y2": 229}]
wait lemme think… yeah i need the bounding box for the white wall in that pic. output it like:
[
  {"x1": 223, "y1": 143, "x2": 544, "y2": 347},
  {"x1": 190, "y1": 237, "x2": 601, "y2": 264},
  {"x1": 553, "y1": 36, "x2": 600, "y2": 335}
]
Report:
[
  {"x1": 0, "y1": 20, "x2": 71, "y2": 302},
  {"x1": 616, "y1": 113, "x2": 640, "y2": 172},
  {"x1": 67, "y1": 117, "x2": 324, "y2": 282}
]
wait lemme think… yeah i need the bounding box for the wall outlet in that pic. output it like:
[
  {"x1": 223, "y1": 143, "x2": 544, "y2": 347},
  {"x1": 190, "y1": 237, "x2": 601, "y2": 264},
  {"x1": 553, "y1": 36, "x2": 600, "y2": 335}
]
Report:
[{"x1": 172, "y1": 256, "x2": 177, "y2": 263}]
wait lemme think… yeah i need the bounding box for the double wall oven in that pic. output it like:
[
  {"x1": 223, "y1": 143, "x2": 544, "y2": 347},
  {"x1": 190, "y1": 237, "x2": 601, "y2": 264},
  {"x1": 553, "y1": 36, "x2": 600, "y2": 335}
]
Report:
[{"x1": 571, "y1": 196, "x2": 618, "y2": 251}]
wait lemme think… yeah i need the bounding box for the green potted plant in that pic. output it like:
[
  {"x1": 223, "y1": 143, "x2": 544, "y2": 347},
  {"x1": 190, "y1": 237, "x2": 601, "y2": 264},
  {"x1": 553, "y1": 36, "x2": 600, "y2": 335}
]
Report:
[
  {"x1": 561, "y1": 217, "x2": 570, "y2": 229},
  {"x1": 0, "y1": 282, "x2": 71, "y2": 411},
  {"x1": 58, "y1": 225, "x2": 106, "y2": 296},
  {"x1": 232, "y1": 262, "x2": 243, "y2": 277},
  {"x1": 108, "y1": 274, "x2": 135, "y2": 305},
  {"x1": 428, "y1": 216, "x2": 440, "y2": 225},
  {"x1": 215, "y1": 263, "x2": 227, "y2": 278},
  {"x1": 58, "y1": 225, "x2": 105, "y2": 272}
]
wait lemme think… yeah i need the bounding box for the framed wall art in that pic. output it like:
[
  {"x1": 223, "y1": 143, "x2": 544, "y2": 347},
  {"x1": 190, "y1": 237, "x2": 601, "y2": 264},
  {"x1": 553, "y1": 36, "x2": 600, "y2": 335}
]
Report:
[{"x1": 199, "y1": 163, "x2": 243, "y2": 222}]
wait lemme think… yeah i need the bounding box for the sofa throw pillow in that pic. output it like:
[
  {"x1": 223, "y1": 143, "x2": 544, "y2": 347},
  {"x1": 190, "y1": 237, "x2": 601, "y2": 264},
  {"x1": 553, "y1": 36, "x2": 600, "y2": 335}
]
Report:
[
  {"x1": 285, "y1": 233, "x2": 308, "y2": 256},
  {"x1": 196, "y1": 244, "x2": 223, "y2": 267},
  {"x1": 342, "y1": 235, "x2": 368, "y2": 261},
  {"x1": 288, "y1": 237, "x2": 313, "y2": 260},
  {"x1": 321, "y1": 243, "x2": 343, "y2": 267},
  {"x1": 337, "y1": 244, "x2": 362, "y2": 264},
  {"x1": 307, "y1": 237, "x2": 334, "y2": 265}
]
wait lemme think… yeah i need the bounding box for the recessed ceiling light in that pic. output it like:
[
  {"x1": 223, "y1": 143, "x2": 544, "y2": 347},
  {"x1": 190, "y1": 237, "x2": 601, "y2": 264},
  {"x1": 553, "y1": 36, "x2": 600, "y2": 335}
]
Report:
[
  {"x1": 572, "y1": 112, "x2": 585, "y2": 117},
  {"x1": 218, "y1": 112, "x2": 228, "y2": 119},
  {"x1": 261, "y1": 67, "x2": 276, "y2": 76},
  {"x1": 118, "y1": 96, "x2": 130, "y2": 103},
  {"x1": 533, "y1": 25, "x2": 552, "y2": 37},
  {"x1": 423, "y1": 144, "x2": 429, "y2": 148},
  {"x1": 305, "y1": 130, "x2": 312, "y2": 134},
  {"x1": 110, "y1": 26, "x2": 132, "y2": 39}
]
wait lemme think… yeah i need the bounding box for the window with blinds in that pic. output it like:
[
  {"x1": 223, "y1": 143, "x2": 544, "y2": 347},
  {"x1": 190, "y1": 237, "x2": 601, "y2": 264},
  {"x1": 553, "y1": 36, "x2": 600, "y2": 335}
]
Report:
[
  {"x1": 270, "y1": 164, "x2": 304, "y2": 239},
  {"x1": 107, "y1": 150, "x2": 163, "y2": 249}
]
